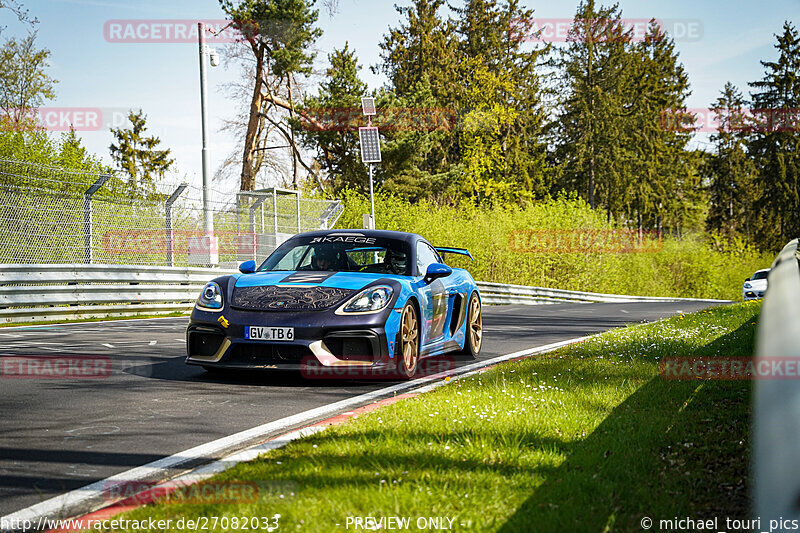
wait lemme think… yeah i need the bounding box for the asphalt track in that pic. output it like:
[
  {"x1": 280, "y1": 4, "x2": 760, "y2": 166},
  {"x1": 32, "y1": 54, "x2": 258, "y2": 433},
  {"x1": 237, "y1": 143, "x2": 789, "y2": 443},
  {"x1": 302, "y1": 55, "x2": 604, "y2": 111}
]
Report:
[{"x1": 0, "y1": 301, "x2": 720, "y2": 516}]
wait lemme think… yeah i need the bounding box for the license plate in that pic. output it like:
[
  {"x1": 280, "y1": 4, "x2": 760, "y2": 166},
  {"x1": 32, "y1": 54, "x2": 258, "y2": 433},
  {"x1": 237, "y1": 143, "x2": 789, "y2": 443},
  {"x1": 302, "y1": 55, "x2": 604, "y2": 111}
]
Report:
[{"x1": 245, "y1": 326, "x2": 295, "y2": 341}]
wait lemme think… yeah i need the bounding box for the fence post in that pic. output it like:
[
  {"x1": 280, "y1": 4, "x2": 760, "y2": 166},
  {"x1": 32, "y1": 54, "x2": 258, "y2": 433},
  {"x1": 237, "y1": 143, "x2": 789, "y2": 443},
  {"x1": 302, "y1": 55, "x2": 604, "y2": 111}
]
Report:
[
  {"x1": 249, "y1": 193, "x2": 269, "y2": 261},
  {"x1": 272, "y1": 188, "x2": 278, "y2": 238},
  {"x1": 296, "y1": 190, "x2": 301, "y2": 234},
  {"x1": 165, "y1": 183, "x2": 188, "y2": 267},
  {"x1": 83, "y1": 175, "x2": 110, "y2": 264}
]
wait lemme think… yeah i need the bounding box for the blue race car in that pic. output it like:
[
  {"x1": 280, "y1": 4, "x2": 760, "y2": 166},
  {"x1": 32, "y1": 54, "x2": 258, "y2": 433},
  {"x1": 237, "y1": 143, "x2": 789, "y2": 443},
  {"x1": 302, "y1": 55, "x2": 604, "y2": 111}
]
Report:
[{"x1": 186, "y1": 230, "x2": 483, "y2": 379}]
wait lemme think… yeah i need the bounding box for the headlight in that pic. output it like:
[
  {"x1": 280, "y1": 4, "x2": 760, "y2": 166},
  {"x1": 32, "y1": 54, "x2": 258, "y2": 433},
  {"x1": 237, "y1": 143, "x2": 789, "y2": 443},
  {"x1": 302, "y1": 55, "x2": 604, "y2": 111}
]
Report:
[
  {"x1": 340, "y1": 285, "x2": 393, "y2": 313},
  {"x1": 743, "y1": 282, "x2": 752, "y2": 289},
  {"x1": 197, "y1": 282, "x2": 223, "y2": 310}
]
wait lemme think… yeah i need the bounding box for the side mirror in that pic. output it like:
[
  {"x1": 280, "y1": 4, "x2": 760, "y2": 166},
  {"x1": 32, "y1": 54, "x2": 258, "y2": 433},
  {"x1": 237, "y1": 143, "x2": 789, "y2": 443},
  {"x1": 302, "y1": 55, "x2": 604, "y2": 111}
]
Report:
[
  {"x1": 745, "y1": 278, "x2": 751, "y2": 282},
  {"x1": 425, "y1": 263, "x2": 452, "y2": 284},
  {"x1": 239, "y1": 260, "x2": 256, "y2": 274}
]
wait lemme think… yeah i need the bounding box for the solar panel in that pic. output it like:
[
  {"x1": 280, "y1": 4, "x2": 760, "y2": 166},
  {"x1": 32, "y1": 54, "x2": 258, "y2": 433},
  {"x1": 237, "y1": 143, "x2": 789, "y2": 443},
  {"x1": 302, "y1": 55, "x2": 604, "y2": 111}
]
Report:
[
  {"x1": 359, "y1": 127, "x2": 382, "y2": 163},
  {"x1": 361, "y1": 97, "x2": 376, "y2": 116}
]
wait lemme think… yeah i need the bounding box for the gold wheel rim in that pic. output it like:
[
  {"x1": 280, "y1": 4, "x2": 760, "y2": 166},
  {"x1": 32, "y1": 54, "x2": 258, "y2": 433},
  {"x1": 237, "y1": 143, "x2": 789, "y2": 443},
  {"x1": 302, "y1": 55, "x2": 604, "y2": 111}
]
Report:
[
  {"x1": 469, "y1": 295, "x2": 482, "y2": 352},
  {"x1": 401, "y1": 305, "x2": 418, "y2": 372}
]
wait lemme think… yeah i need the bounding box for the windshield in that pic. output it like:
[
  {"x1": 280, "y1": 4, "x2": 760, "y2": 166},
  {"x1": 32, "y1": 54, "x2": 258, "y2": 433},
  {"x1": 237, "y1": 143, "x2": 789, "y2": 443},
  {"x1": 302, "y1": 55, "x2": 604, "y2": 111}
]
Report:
[
  {"x1": 752, "y1": 270, "x2": 769, "y2": 280},
  {"x1": 259, "y1": 235, "x2": 412, "y2": 276}
]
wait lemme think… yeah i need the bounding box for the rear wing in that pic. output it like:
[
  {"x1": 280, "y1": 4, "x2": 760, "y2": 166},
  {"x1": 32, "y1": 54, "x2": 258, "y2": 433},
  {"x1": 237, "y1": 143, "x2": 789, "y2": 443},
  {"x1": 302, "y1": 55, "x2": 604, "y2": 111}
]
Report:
[{"x1": 434, "y1": 247, "x2": 474, "y2": 262}]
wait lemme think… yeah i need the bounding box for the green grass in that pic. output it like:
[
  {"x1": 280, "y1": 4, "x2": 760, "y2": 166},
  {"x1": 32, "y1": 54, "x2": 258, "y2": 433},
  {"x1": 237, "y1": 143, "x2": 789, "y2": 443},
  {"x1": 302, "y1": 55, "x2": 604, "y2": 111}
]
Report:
[{"x1": 106, "y1": 302, "x2": 757, "y2": 532}]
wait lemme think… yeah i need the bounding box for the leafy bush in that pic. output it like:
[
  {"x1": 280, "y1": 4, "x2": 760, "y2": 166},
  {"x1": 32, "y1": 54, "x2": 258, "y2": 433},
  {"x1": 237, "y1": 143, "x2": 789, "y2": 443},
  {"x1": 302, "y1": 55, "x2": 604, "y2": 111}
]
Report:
[{"x1": 334, "y1": 190, "x2": 772, "y2": 300}]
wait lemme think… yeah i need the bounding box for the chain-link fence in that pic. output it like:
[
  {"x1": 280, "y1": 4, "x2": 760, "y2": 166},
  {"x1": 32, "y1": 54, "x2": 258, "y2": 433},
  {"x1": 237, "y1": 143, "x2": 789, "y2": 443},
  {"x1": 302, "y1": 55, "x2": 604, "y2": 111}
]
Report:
[{"x1": 0, "y1": 158, "x2": 343, "y2": 267}]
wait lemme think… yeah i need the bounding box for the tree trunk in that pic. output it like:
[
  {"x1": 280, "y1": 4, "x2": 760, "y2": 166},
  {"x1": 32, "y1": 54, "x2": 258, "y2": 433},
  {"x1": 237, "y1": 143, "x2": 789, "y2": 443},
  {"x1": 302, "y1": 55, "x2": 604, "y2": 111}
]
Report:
[
  {"x1": 241, "y1": 43, "x2": 265, "y2": 192},
  {"x1": 589, "y1": 155, "x2": 596, "y2": 209},
  {"x1": 286, "y1": 74, "x2": 299, "y2": 189}
]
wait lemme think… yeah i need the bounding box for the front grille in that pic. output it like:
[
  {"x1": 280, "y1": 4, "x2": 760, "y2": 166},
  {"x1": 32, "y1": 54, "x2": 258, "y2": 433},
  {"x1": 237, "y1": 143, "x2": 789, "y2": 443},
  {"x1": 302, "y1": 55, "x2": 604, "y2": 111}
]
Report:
[
  {"x1": 232, "y1": 286, "x2": 355, "y2": 311},
  {"x1": 228, "y1": 343, "x2": 312, "y2": 365}
]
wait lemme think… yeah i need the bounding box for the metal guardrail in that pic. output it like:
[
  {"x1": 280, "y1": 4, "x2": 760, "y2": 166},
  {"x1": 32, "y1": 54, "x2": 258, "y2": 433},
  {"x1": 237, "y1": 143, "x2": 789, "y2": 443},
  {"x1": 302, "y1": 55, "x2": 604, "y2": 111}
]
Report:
[
  {"x1": 0, "y1": 264, "x2": 729, "y2": 323},
  {"x1": 754, "y1": 239, "x2": 800, "y2": 522},
  {"x1": 476, "y1": 281, "x2": 730, "y2": 305},
  {"x1": 0, "y1": 264, "x2": 235, "y2": 323}
]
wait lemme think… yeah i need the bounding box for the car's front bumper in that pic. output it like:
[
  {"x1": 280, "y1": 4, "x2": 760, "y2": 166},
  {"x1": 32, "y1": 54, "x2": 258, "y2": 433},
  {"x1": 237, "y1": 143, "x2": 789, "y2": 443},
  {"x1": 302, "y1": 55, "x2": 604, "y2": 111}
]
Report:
[
  {"x1": 743, "y1": 290, "x2": 766, "y2": 300},
  {"x1": 185, "y1": 305, "x2": 403, "y2": 375}
]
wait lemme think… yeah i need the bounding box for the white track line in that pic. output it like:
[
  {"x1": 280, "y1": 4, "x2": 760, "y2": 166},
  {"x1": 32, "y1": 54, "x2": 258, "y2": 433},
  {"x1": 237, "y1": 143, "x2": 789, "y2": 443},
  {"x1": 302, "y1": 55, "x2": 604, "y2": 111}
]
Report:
[{"x1": 1, "y1": 336, "x2": 589, "y2": 525}]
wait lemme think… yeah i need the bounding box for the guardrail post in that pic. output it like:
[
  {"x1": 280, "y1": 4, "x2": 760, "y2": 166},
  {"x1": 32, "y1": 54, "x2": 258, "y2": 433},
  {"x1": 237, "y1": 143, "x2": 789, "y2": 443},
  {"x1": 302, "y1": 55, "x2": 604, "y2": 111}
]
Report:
[
  {"x1": 165, "y1": 183, "x2": 188, "y2": 267},
  {"x1": 83, "y1": 175, "x2": 110, "y2": 264}
]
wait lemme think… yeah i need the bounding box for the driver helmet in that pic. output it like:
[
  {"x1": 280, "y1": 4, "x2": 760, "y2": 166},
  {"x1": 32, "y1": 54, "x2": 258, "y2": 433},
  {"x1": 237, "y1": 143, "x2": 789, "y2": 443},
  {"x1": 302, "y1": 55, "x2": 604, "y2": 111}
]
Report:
[
  {"x1": 313, "y1": 247, "x2": 338, "y2": 270},
  {"x1": 385, "y1": 249, "x2": 407, "y2": 273}
]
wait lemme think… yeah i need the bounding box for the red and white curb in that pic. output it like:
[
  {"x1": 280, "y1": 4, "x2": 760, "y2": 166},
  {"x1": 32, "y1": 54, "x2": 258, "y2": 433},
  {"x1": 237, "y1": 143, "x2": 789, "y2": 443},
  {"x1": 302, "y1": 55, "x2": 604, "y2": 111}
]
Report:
[{"x1": 2, "y1": 336, "x2": 589, "y2": 532}]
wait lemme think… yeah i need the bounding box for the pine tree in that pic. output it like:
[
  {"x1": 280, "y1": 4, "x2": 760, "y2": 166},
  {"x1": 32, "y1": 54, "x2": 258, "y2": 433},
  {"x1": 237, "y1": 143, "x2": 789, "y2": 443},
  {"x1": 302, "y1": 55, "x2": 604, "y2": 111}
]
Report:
[
  {"x1": 705, "y1": 82, "x2": 755, "y2": 241},
  {"x1": 376, "y1": 0, "x2": 463, "y2": 200},
  {"x1": 452, "y1": 0, "x2": 551, "y2": 201},
  {"x1": 297, "y1": 44, "x2": 368, "y2": 194},
  {"x1": 376, "y1": 77, "x2": 462, "y2": 202},
  {"x1": 109, "y1": 109, "x2": 174, "y2": 197},
  {"x1": 377, "y1": 0, "x2": 457, "y2": 106},
  {"x1": 627, "y1": 20, "x2": 695, "y2": 235},
  {"x1": 554, "y1": 0, "x2": 634, "y2": 213},
  {"x1": 748, "y1": 21, "x2": 800, "y2": 250},
  {"x1": 377, "y1": 0, "x2": 550, "y2": 202}
]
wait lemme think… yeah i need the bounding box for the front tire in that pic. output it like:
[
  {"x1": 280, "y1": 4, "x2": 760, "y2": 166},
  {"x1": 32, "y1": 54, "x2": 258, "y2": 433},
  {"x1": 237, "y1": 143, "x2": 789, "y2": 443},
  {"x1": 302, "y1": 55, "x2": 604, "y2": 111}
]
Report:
[
  {"x1": 456, "y1": 292, "x2": 483, "y2": 359},
  {"x1": 395, "y1": 301, "x2": 420, "y2": 379}
]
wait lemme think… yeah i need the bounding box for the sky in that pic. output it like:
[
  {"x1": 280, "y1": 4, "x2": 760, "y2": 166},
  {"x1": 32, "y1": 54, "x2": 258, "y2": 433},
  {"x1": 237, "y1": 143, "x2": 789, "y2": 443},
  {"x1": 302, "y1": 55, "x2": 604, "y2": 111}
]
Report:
[{"x1": 0, "y1": 0, "x2": 797, "y2": 197}]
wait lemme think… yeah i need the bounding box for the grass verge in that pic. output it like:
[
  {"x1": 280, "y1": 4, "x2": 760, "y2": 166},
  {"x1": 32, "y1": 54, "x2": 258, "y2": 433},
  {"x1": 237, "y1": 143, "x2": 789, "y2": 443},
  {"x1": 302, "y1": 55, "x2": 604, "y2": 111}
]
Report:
[{"x1": 105, "y1": 302, "x2": 758, "y2": 532}]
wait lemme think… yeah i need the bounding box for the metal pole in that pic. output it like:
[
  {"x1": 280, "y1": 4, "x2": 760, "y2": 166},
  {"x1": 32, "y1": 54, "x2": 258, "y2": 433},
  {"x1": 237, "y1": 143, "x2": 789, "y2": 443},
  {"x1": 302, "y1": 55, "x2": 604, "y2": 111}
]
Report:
[
  {"x1": 249, "y1": 194, "x2": 270, "y2": 262},
  {"x1": 367, "y1": 114, "x2": 376, "y2": 230},
  {"x1": 235, "y1": 193, "x2": 240, "y2": 236},
  {"x1": 83, "y1": 195, "x2": 92, "y2": 264},
  {"x1": 165, "y1": 204, "x2": 172, "y2": 266},
  {"x1": 272, "y1": 189, "x2": 278, "y2": 239},
  {"x1": 83, "y1": 175, "x2": 110, "y2": 264},
  {"x1": 368, "y1": 164, "x2": 375, "y2": 229},
  {"x1": 165, "y1": 183, "x2": 188, "y2": 267},
  {"x1": 198, "y1": 22, "x2": 213, "y2": 236},
  {"x1": 296, "y1": 190, "x2": 301, "y2": 234}
]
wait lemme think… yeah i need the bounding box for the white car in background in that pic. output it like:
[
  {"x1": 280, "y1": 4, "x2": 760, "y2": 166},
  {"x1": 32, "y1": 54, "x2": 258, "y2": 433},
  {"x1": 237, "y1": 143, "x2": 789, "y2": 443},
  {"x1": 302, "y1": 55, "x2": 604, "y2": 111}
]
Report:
[{"x1": 743, "y1": 269, "x2": 770, "y2": 300}]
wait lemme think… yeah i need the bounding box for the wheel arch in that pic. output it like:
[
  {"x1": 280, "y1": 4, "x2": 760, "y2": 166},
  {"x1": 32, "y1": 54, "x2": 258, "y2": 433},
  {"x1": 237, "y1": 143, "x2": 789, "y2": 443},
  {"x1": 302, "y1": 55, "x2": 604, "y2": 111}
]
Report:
[{"x1": 393, "y1": 295, "x2": 422, "y2": 357}]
